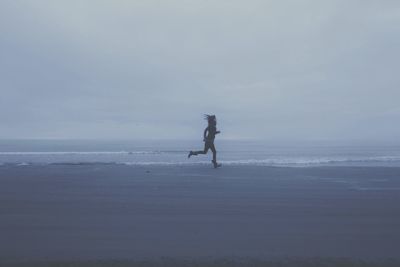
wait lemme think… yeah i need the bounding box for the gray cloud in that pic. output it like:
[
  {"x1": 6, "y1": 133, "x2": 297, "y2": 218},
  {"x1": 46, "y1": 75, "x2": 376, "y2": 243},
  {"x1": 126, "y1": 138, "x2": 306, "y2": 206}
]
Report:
[{"x1": 1, "y1": 0, "x2": 399, "y2": 141}]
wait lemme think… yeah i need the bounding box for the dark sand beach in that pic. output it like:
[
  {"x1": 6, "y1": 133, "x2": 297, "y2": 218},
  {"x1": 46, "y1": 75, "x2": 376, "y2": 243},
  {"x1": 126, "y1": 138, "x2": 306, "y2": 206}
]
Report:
[{"x1": 1, "y1": 165, "x2": 400, "y2": 266}]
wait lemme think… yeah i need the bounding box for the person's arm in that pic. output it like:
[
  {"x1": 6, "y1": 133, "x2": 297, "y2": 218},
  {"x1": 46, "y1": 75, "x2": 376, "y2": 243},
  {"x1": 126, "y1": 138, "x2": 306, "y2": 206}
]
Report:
[
  {"x1": 203, "y1": 127, "x2": 209, "y2": 141},
  {"x1": 216, "y1": 130, "x2": 221, "y2": 134}
]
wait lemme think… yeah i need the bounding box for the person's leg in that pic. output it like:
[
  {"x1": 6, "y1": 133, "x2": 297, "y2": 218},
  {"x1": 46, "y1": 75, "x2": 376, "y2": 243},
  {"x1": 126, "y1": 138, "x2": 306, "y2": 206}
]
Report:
[
  {"x1": 190, "y1": 142, "x2": 210, "y2": 156},
  {"x1": 210, "y1": 143, "x2": 217, "y2": 163}
]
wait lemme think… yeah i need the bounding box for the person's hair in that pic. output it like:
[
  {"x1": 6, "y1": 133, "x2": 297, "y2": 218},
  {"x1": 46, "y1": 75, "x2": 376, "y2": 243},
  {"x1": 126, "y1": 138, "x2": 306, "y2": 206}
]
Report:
[{"x1": 204, "y1": 114, "x2": 216, "y2": 125}]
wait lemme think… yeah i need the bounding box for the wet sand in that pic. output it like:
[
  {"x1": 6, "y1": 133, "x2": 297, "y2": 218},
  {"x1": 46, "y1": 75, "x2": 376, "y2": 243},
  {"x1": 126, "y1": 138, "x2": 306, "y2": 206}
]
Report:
[{"x1": 0, "y1": 165, "x2": 399, "y2": 266}]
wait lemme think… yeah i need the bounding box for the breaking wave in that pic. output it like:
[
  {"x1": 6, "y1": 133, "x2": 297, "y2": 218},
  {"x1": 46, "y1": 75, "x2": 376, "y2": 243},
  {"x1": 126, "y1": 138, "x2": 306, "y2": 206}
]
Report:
[
  {"x1": 1, "y1": 155, "x2": 400, "y2": 167},
  {"x1": 0, "y1": 151, "x2": 167, "y2": 155}
]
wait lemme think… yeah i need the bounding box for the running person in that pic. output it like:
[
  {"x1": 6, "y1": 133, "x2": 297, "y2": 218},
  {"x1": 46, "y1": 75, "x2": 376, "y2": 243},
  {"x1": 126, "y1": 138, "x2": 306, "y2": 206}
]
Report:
[{"x1": 188, "y1": 115, "x2": 221, "y2": 168}]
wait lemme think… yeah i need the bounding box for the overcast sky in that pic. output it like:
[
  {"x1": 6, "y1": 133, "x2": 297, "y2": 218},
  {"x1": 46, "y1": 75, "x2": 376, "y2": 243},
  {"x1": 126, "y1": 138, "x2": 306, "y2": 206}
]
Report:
[{"x1": 1, "y1": 0, "x2": 399, "y2": 141}]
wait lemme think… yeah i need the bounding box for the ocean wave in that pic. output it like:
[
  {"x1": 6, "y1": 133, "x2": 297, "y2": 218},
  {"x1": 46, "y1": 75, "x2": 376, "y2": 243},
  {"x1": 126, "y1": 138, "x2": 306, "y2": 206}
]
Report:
[
  {"x1": 0, "y1": 151, "x2": 165, "y2": 155},
  {"x1": 87, "y1": 156, "x2": 400, "y2": 166},
  {"x1": 1, "y1": 156, "x2": 400, "y2": 167},
  {"x1": 219, "y1": 157, "x2": 400, "y2": 165}
]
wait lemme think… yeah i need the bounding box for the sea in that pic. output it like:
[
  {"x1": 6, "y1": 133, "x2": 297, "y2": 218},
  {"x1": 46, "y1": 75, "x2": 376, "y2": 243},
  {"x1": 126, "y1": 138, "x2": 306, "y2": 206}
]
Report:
[{"x1": 0, "y1": 139, "x2": 400, "y2": 167}]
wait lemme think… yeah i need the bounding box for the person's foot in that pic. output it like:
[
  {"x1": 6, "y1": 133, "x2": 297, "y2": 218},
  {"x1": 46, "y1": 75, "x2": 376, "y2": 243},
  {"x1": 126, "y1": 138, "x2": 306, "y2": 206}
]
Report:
[
  {"x1": 212, "y1": 160, "x2": 221, "y2": 168},
  {"x1": 188, "y1": 151, "x2": 193, "y2": 158}
]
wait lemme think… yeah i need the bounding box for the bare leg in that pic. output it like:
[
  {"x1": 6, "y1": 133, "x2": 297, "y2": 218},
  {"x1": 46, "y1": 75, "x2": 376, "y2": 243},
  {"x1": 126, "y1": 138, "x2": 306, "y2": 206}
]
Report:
[
  {"x1": 209, "y1": 143, "x2": 217, "y2": 163},
  {"x1": 189, "y1": 143, "x2": 209, "y2": 157}
]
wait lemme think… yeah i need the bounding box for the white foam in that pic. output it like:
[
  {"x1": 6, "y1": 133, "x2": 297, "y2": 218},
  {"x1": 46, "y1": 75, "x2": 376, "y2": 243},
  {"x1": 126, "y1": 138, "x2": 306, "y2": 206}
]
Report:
[
  {"x1": 0, "y1": 151, "x2": 161, "y2": 155},
  {"x1": 121, "y1": 161, "x2": 209, "y2": 166},
  {"x1": 1, "y1": 152, "x2": 400, "y2": 167},
  {"x1": 119, "y1": 156, "x2": 400, "y2": 167},
  {"x1": 219, "y1": 157, "x2": 400, "y2": 166}
]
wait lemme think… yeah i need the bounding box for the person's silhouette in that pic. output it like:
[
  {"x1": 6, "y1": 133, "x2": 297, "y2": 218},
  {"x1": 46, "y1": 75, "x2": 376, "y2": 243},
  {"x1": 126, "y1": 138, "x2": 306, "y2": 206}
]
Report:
[{"x1": 188, "y1": 115, "x2": 221, "y2": 168}]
